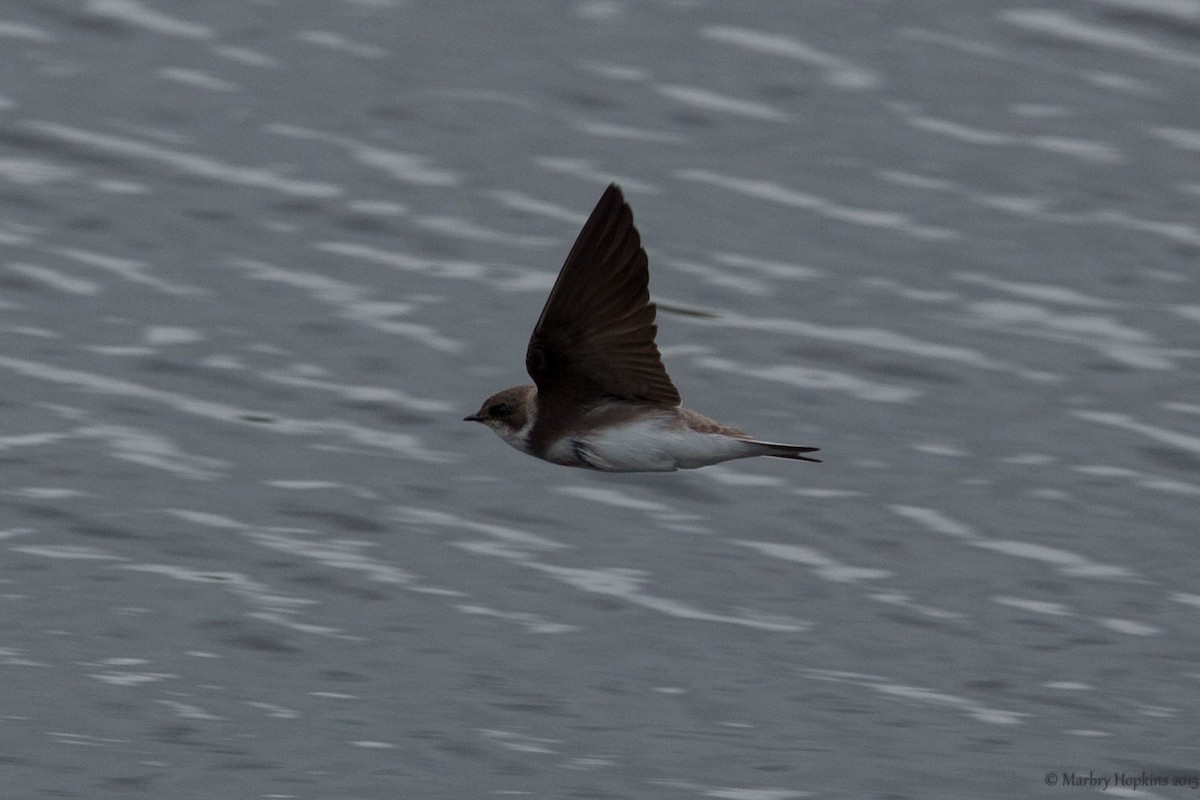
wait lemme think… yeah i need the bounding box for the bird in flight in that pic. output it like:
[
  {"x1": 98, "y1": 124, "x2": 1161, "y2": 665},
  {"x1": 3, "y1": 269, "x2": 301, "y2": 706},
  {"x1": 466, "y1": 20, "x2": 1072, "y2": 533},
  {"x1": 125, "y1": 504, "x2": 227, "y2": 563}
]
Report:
[{"x1": 465, "y1": 184, "x2": 820, "y2": 472}]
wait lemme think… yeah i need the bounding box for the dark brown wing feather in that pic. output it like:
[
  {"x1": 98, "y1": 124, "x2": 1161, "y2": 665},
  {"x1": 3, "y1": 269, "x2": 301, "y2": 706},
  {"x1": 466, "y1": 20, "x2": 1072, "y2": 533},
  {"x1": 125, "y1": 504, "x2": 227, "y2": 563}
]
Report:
[{"x1": 526, "y1": 184, "x2": 681, "y2": 407}]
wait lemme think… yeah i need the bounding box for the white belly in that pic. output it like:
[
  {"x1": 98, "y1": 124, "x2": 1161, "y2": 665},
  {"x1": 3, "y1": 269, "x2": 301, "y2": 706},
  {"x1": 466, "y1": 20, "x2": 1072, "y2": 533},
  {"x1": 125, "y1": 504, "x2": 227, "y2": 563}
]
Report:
[{"x1": 548, "y1": 418, "x2": 756, "y2": 472}]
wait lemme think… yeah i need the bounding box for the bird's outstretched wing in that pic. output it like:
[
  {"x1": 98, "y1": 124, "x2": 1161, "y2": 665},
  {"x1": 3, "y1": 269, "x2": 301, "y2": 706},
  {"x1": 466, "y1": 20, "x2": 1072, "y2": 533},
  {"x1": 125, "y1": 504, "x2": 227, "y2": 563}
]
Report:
[{"x1": 525, "y1": 184, "x2": 681, "y2": 407}]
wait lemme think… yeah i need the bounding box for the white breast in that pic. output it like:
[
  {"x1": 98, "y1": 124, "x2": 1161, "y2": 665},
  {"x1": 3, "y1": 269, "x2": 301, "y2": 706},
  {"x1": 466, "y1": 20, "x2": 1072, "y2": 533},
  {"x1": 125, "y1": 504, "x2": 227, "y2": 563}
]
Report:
[{"x1": 549, "y1": 416, "x2": 756, "y2": 472}]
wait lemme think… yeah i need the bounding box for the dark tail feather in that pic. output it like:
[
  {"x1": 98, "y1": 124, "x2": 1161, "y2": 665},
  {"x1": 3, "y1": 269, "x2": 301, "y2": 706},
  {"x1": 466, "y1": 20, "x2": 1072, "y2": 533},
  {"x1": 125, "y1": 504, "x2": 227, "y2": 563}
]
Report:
[{"x1": 749, "y1": 440, "x2": 822, "y2": 463}]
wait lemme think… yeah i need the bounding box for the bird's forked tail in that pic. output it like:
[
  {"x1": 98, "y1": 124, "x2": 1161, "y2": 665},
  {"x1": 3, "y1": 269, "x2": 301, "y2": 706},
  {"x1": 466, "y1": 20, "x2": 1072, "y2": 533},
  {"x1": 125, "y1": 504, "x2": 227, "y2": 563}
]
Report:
[{"x1": 745, "y1": 439, "x2": 822, "y2": 463}]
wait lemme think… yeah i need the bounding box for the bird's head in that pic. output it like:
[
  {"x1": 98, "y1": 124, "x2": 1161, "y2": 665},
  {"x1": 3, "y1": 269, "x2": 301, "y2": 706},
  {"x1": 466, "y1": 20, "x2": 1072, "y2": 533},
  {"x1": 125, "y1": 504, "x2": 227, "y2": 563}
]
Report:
[{"x1": 464, "y1": 385, "x2": 536, "y2": 447}]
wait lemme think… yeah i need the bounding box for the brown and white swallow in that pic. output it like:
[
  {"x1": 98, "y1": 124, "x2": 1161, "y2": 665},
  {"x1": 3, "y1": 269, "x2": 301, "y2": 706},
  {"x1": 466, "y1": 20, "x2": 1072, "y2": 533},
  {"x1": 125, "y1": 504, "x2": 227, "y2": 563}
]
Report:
[{"x1": 465, "y1": 183, "x2": 820, "y2": 472}]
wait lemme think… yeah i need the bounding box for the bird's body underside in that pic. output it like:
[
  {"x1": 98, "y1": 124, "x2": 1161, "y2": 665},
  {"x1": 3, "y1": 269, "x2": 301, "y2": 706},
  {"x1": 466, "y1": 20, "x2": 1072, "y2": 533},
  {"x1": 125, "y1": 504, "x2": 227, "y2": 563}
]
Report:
[{"x1": 472, "y1": 384, "x2": 820, "y2": 473}]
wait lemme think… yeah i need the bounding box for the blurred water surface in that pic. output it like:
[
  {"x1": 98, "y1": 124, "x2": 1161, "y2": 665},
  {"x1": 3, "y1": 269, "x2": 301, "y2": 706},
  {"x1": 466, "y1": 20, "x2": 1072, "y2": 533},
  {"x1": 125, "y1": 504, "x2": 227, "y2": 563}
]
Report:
[{"x1": 2, "y1": 1, "x2": 1199, "y2": 798}]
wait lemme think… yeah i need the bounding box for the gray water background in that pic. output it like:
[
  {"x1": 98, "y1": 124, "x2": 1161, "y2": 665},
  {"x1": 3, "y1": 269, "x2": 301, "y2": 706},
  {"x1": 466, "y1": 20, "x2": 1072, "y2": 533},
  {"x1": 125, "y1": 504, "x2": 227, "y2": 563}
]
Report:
[{"x1": 2, "y1": 1, "x2": 1199, "y2": 798}]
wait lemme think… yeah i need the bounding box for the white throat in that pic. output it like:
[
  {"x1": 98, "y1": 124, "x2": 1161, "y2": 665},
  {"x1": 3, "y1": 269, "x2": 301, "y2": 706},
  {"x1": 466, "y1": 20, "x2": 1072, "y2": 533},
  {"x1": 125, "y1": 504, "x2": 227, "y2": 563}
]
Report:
[{"x1": 496, "y1": 401, "x2": 536, "y2": 453}]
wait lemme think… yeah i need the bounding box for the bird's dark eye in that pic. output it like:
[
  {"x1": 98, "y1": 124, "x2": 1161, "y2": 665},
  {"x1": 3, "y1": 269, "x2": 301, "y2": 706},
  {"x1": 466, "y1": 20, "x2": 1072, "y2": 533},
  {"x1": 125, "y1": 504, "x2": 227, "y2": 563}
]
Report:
[{"x1": 489, "y1": 403, "x2": 513, "y2": 418}]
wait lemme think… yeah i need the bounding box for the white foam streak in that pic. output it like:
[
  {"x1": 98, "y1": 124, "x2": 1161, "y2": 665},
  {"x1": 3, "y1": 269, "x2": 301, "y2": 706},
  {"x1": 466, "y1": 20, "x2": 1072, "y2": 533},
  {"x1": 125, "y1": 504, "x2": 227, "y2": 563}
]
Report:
[
  {"x1": 487, "y1": 190, "x2": 588, "y2": 225},
  {"x1": 314, "y1": 241, "x2": 485, "y2": 279},
  {"x1": 0, "y1": 21, "x2": 55, "y2": 42},
  {"x1": 76, "y1": 424, "x2": 227, "y2": 480},
  {"x1": 297, "y1": 30, "x2": 388, "y2": 59},
  {"x1": 0, "y1": 355, "x2": 453, "y2": 463},
  {"x1": 266, "y1": 124, "x2": 456, "y2": 186},
  {"x1": 85, "y1": 0, "x2": 210, "y2": 39},
  {"x1": 158, "y1": 67, "x2": 240, "y2": 92},
  {"x1": 28, "y1": 121, "x2": 340, "y2": 198},
  {"x1": 900, "y1": 109, "x2": 1122, "y2": 163},
  {"x1": 554, "y1": 486, "x2": 673, "y2": 513},
  {"x1": 7, "y1": 263, "x2": 99, "y2": 295},
  {"x1": 415, "y1": 216, "x2": 553, "y2": 247},
  {"x1": 702, "y1": 25, "x2": 880, "y2": 90},
  {"x1": 802, "y1": 669, "x2": 1024, "y2": 725},
  {"x1": 994, "y1": 595, "x2": 1072, "y2": 616},
  {"x1": 260, "y1": 370, "x2": 451, "y2": 414},
  {"x1": 54, "y1": 247, "x2": 205, "y2": 296},
  {"x1": 0, "y1": 157, "x2": 75, "y2": 185},
  {"x1": 891, "y1": 505, "x2": 1132, "y2": 579},
  {"x1": 693, "y1": 310, "x2": 1006, "y2": 372},
  {"x1": 1002, "y1": 9, "x2": 1200, "y2": 69},
  {"x1": 1073, "y1": 411, "x2": 1200, "y2": 455},
  {"x1": 736, "y1": 540, "x2": 891, "y2": 584},
  {"x1": 698, "y1": 357, "x2": 918, "y2": 403},
  {"x1": 120, "y1": 563, "x2": 314, "y2": 610},
  {"x1": 963, "y1": 300, "x2": 1181, "y2": 370},
  {"x1": 954, "y1": 273, "x2": 1116, "y2": 308},
  {"x1": 1097, "y1": 0, "x2": 1200, "y2": 22},
  {"x1": 395, "y1": 507, "x2": 566, "y2": 552},
  {"x1": 533, "y1": 563, "x2": 808, "y2": 632},
  {"x1": 213, "y1": 45, "x2": 278, "y2": 68},
  {"x1": 535, "y1": 157, "x2": 661, "y2": 193},
  {"x1": 1151, "y1": 126, "x2": 1200, "y2": 151},
  {"x1": 574, "y1": 120, "x2": 687, "y2": 144},
  {"x1": 678, "y1": 169, "x2": 959, "y2": 241},
  {"x1": 12, "y1": 545, "x2": 121, "y2": 560},
  {"x1": 656, "y1": 85, "x2": 789, "y2": 122},
  {"x1": 449, "y1": 522, "x2": 807, "y2": 632},
  {"x1": 228, "y1": 257, "x2": 463, "y2": 353},
  {"x1": 714, "y1": 253, "x2": 824, "y2": 281},
  {"x1": 455, "y1": 604, "x2": 578, "y2": 634}
]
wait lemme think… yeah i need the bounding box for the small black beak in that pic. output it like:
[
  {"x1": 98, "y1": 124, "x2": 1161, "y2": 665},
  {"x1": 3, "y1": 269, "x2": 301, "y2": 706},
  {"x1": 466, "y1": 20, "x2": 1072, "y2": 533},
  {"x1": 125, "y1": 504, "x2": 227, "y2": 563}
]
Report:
[{"x1": 463, "y1": 413, "x2": 484, "y2": 422}]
